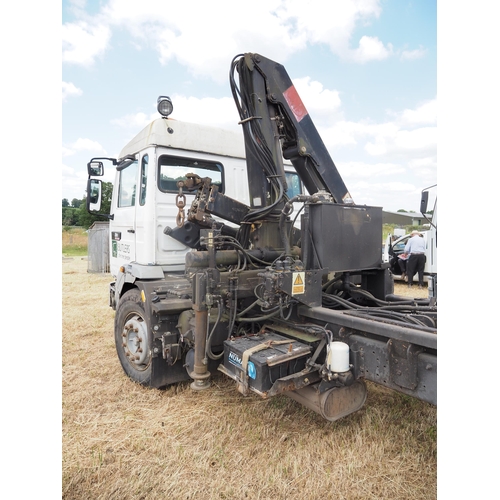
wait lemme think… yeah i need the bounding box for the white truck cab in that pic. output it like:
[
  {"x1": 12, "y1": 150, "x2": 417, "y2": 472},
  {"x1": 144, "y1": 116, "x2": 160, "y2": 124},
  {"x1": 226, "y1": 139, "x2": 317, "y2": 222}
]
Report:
[{"x1": 86, "y1": 97, "x2": 303, "y2": 303}]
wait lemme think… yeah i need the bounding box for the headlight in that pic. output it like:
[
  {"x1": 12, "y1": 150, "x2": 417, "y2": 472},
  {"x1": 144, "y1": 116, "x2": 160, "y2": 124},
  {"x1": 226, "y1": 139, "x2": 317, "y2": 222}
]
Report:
[{"x1": 157, "y1": 96, "x2": 173, "y2": 117}]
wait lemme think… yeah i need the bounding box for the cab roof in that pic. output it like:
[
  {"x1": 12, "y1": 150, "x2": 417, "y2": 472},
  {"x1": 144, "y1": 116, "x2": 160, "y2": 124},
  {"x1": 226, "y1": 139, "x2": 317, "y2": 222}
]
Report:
[{"x1": 119, "y1": 118, "x2": 246, "y2": 160}]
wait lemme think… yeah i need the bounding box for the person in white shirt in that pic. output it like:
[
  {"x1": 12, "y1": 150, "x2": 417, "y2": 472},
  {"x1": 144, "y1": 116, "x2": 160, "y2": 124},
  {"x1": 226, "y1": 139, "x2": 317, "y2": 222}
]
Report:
[{"x1": 404, "y1": 230, "x2": 427, "y2": 288}]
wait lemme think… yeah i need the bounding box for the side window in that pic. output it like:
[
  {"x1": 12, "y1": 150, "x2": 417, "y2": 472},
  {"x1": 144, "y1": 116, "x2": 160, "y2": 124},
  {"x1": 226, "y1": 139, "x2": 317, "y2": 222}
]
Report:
[
  {"x1": 118, "y1": 160, "x2": 138, "y2": 207},
  {"x1": 158, "y1": 155, "x2": 224, "y2": 193},
  {"x1": 394, "y1": 241, "x2": 407, "y2": 253},
  {"x1": 285, "y1": 172, "x2": 302, "y2": 198},
  {"x1": 140, "y1": 155, "x2": 148, "y2": 206}
]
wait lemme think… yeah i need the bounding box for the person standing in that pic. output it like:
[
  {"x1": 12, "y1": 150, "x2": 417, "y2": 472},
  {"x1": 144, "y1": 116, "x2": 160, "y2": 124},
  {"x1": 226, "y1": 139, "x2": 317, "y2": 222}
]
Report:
[{"x1": 404, "y1": 230, "x2": 427, "y2": 287}]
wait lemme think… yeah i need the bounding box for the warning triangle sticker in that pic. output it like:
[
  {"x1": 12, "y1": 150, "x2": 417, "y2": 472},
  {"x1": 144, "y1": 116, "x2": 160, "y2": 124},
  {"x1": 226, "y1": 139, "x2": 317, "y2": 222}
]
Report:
[{"x1": 294, "y1": 274, "x2": 303, "y2": 286}]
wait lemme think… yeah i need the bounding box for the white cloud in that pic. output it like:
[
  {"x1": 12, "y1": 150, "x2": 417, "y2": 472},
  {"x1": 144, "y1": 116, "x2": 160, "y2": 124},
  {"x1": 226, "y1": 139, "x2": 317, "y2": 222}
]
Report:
[
  {"x1": 109, "y1": 95, "x2": 245, "y2": 136},
  {"x1": 292, "y1": 77, "x2": 342, "y2": 123},
  {"x1": 350, "y1": 36, "x2": 393, "y2": 63},
  {"x1": 276, "y1": 0, "x2": 383, "y2": 60},
  {"x1": 67, "y1": 138, "x2": 106, "y2": 154},
  {"x1": 399, "y1": 99, "x2": 437, "y2": 126},
  {"x1": 62, "y1": 81, "x2": 82, "y2": 101},
  {"x1": 63, "y1": 0, "x2": 411, "y2": 75},
  {"x1": 111, "y1": 112, "x2": 156, "y2": 130},
  {"x1": 62, "y1": 163, "x2": 88, "y2": 199},
  {"x1": 161, "y1": 86, "x2": 435, "y2": 184},
  {"x1": 401, "y1": 46, "x2": 427, "y2": 61},
  {"x1": 62, "y1": 21, "x2": 111, "y2": 66},
  {"x1": 62, "y1": 146, "x2": 74, "y2": 157},
  {"x1": 348, "y1": 180, "x2": 425, "y2": 210},
  {"x1": 169, "y1": 95, "x2": 240, "y2": 131},
  {"x1": 164, "y1": 77, "x2": 343, "y2": 132},
  {"x1": 317, "y1": 99, "x2": 437, "y2": 162},
  {"x1": 364, "y1": 126, "x2": 436, "y2": 158},
  {"x1": 337, "y1": 160, "x2": 405, "y2": 179}
]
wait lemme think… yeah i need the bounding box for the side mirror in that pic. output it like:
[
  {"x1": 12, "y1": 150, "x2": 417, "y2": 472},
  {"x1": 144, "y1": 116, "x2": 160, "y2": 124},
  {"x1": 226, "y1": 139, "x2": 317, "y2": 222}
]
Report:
[
  {"x1": 420, "y1": 191, "x2": 429, "y2": 215},
  {"x1": 87, "y1": 160, "x2": 104, "y2": 176},
  {"x1": 86, "y1": 179, "x2": 102, "y2": 212}
]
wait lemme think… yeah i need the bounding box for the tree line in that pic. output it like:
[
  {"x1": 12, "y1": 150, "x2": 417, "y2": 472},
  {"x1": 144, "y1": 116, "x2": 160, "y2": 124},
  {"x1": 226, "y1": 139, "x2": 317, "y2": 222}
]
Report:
[{"x1": 62, "y1": 182, "x2": 113, "y2": 229}]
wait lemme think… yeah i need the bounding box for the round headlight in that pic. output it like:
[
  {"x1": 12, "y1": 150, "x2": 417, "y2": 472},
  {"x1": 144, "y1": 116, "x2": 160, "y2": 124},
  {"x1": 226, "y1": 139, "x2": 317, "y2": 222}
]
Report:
[{"x1": 157, "y1": 96, "x2": 173, "y2": 117}]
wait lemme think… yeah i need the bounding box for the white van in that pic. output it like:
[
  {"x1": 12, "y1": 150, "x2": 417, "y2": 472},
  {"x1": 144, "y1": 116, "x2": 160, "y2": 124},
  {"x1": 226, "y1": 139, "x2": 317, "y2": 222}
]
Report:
[{"x1": 383, "y1": 230, "x2": 436, "y2": 282}]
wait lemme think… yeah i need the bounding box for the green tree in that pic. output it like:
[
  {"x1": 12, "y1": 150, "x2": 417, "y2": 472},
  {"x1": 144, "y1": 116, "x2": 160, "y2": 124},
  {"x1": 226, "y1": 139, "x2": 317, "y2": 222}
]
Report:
[
  {"x1": 62, "y1": 207, "x2": 79, "y2": 226},
  {"x1": 71, "y1": 198, "x2": 82, "y2": 208},
  {"x1": 77, "y1": 181, "x2": 113, "y2": 229},
  {"x1": 62, "y1": 198, "x2": 70, "y2": 207}
]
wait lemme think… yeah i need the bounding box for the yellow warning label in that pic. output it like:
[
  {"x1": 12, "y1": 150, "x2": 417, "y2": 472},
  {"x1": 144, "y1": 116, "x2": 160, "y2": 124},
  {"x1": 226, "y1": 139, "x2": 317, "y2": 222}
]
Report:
[{"x1": 292, "y1": 272, "x2": 305, "y2": 295}]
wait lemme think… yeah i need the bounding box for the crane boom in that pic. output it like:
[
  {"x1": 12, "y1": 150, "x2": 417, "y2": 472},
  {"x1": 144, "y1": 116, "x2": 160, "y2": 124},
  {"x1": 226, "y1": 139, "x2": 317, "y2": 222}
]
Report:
[{"x1": 231, "y1": 53, "x2": 354, "y2": 205}]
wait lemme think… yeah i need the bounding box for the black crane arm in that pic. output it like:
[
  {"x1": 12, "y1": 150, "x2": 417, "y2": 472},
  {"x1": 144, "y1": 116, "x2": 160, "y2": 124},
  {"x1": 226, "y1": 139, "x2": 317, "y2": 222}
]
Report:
[
  {"x1": 231, "y1": 53, "x2": 354, "y2": 205},
  {"x1": 169, "y1": 52, "x2": 357, "y2": 250}
]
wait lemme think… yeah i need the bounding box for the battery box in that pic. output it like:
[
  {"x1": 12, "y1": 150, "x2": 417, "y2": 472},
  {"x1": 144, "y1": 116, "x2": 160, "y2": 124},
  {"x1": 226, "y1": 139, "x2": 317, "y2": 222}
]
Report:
[{"x1": 221, "y1": 331, "x2": 311, "y2": 396}]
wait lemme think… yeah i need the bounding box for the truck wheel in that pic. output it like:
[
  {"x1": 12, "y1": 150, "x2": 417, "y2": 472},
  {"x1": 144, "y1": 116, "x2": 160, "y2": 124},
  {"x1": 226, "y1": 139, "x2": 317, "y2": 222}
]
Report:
[{"x1": 114, "y1": 289, "x2": 152, "y2": 385}]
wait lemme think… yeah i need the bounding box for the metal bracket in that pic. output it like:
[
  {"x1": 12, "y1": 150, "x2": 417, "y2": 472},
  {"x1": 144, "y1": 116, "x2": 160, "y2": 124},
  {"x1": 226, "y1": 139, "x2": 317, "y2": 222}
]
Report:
[{"x1": 387, "y1": 339, "x2": 422, "y2": 390}]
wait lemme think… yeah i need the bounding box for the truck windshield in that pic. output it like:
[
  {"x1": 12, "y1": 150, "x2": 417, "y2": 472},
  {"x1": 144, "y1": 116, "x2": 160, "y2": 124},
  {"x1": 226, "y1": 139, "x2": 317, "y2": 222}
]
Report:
[
  {"x1": 285, "y1": 171, "x2": 302, "y2": 198},
  {"x1": 158, "y1": 156, "x2": 224, "y2": 193}
]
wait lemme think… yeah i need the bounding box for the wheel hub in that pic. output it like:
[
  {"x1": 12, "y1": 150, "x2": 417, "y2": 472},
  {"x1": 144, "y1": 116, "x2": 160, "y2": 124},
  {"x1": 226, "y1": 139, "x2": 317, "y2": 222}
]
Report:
[{"x1": 122, "y1": 314, "x2": 150, "y2": 369}]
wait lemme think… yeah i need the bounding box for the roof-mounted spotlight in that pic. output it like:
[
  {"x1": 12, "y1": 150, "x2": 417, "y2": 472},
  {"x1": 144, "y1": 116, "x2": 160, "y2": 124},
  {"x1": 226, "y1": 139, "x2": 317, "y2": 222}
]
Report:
[{"x1": 157, "y1": 96, "x2": 173, "y2": 118}]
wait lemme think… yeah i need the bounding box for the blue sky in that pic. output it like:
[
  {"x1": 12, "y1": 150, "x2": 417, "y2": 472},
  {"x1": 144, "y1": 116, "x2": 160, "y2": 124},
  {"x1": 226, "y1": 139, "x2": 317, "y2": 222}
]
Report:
[{"x1": 62, "y1": 0, "x2": 437, "y2": 212}]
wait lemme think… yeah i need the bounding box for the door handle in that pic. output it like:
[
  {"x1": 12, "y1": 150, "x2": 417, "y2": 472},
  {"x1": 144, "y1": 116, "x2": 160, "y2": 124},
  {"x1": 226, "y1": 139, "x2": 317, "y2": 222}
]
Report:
[{"x1": 127, "y1": 229, "x2": 135, "y2": 233}]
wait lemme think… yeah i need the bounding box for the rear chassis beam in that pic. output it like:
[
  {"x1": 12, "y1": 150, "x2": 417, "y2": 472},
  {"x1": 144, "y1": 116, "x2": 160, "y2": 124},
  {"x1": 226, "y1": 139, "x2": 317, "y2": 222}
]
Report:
[{"x1": 298, "y1": 305, "x2": 437, "y2": 404}]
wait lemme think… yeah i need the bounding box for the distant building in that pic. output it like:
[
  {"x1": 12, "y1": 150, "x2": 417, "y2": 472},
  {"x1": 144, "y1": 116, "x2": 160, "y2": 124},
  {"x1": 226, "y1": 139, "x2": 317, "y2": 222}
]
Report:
[{"x1": 382, "y1": 211, "x2": 431, "y2": 226}]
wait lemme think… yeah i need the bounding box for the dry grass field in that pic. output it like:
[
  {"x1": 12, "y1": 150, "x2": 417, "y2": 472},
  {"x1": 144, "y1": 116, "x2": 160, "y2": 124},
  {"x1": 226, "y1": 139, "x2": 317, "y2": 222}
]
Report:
[
  {"x1": 62, "y1": 227, "x2": 88, "y2": 256},
  {"x1": 62, "y1": 257, "x2": 436, "y2": 500}
]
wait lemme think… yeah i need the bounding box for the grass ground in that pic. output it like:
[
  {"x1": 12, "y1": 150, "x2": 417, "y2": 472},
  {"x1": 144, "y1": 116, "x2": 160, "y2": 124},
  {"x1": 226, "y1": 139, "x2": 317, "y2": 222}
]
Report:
[
  {"x1": 62, "y1": 258, "x2": 436, "y2": 499},
  {"x1": 62, "y1": 227, "x2": 88, "y2": 256}
]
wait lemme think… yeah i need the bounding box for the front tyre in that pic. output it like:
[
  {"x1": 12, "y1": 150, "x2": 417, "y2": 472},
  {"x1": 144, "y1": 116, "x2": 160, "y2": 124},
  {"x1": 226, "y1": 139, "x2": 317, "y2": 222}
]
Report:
[{"x1": 114, "y1": 289, "x2": 152, "y2": 385}]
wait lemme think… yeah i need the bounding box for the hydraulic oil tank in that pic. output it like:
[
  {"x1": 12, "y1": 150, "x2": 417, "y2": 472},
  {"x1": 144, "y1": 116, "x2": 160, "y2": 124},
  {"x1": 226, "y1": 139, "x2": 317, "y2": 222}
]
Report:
[{"x1": 303, "y1": 203, "x2": 382, "y2": 271}]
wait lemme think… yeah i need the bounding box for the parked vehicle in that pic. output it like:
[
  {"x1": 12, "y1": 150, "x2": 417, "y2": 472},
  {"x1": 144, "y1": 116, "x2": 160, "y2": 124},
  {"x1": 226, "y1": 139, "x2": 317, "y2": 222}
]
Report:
[
  {"x1": 383, "y1": 230, "x2": 429, "y2": 280},
  {"x1": 86, "y1": 53, "x2": 436, "y2": 421},
  {"x1": 383, "y1": 189, "x2": 437, "y2": 295}
]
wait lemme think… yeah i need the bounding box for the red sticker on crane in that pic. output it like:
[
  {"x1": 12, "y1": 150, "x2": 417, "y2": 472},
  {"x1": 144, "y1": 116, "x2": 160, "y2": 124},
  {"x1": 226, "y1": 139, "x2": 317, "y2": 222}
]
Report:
[{"x1": 283, "y1": 85, "x2": 308, "y2": 122}]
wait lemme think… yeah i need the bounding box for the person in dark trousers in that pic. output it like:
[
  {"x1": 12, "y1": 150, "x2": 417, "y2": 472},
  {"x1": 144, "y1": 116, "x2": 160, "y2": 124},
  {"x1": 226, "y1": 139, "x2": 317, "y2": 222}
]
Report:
[
  {"x1": 404, "y1": 230, "x2": 427, "y2": 288},
  {"x1": 398, "y1": 253, "x2": 409, "y2": 279}
]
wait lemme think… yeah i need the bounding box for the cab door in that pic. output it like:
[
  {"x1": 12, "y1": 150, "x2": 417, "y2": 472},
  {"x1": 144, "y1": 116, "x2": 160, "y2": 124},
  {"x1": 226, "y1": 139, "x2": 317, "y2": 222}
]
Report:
[{"x1": 110, "y1": 159, "x2": 138, "y2": 273}]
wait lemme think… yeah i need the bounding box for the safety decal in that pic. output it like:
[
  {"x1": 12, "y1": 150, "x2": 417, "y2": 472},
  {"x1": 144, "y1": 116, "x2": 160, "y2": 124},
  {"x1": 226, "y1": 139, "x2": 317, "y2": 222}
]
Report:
[
  {"x1": 292, "y1": 272, "x2": 305, "y2": 295},
  {"x1": 283, "y1": 85, "x2": 308, "y2": 122}
]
